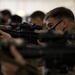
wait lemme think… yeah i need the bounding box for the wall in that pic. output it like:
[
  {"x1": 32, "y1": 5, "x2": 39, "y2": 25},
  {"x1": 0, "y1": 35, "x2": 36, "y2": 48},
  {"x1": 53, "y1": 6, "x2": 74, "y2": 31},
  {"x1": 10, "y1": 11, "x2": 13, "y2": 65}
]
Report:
[{"x1": 0, "y1": 0, "x2": 75, "y2": 16}]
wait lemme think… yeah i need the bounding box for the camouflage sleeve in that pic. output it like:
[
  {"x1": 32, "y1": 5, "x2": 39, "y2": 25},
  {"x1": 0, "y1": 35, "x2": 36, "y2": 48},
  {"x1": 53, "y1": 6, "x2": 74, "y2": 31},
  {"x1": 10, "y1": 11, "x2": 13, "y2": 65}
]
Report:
[
  {"x1": 15, "y1": 63, "x2": 41, "y2": 75},
  {"x1": 26, "y1": 58, "x2": 44, "y2": 67},
  {"x1": 25, "y1": 58, "x2": 44, "y2": 75}
]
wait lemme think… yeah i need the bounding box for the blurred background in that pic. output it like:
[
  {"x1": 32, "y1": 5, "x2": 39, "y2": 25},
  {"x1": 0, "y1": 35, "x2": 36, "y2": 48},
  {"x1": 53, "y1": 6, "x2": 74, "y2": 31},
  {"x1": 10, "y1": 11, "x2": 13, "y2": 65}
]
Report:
[{"x1": 0, "y1": 0, "x2": 75, "y2": 17}]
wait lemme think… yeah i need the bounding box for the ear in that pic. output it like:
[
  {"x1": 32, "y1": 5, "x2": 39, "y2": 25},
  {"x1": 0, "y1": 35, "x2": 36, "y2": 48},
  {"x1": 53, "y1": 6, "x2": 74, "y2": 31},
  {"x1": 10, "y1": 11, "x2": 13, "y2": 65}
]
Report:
[
  {"x1": 62, "y1": 19, "x2": 68, "y2": 28},
  {"x1": 35, "y1": 17, "x2": 42, "y2": 25},
  {"x1": 36, "y1": 17, "x2": 40, "y2": 20},
  {"x1": 33, "y1": 17, "x2": 39, "y2": 23}
]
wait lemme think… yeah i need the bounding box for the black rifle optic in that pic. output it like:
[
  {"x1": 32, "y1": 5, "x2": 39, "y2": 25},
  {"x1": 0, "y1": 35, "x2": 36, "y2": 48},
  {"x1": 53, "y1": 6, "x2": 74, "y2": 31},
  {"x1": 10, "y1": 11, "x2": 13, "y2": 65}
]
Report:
[{"x1": 0, "y1": 22, "x2": 43, "y2": 44}]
